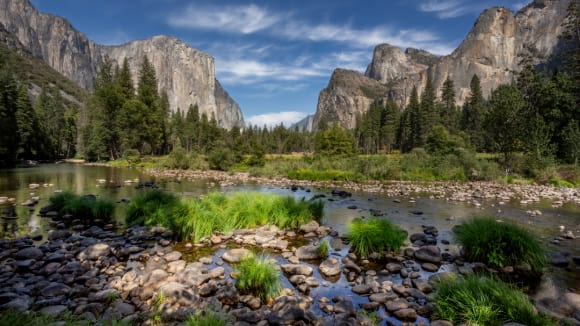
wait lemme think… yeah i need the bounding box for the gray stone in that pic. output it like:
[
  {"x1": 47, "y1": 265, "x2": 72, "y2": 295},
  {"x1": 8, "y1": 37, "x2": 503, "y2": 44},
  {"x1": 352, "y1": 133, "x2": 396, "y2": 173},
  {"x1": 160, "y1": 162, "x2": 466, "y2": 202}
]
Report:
[
  {"x1": 386, "y1": 263, "x2": 402, "y2": 273},
  {"x1": 13, "y1": 247, "x2": 43, "y2": 260},
  {"x1": 113, "y1": 301, "x2": 135, "y2": 316},
  {"x1": 412, "y1": 279, "x2": 433, "y2": 294},
  {"x1": 167, "y1": 260, "x2": 186, "y2": 274},
  {"x1": 549, "y1": 252, "x2": 570, "y2": 268},
  {"x1": 352, "y1": 284, "x2": 372, "y2": 295},
  {"x1": 40, "y1": 305, "x2": 68, "y2": 316},
  {"x1": 222, "y1": 248, "x2": 251, "y2": 263},
  {"x1": 386, "y1": 298, "x2": 409, "y2": 312},
  {"x1": 319, "y1": 257, "x2": 341, "y2": 277},
  {"x1": 83, "y1": 243, "x2": 111, "y2": 260},
  {"x1": 422, "y1": 262, "x2": 439, "y2": 272},
  {"x1": 430, "y1": 321, "x2": 454, "y2": 326},
  {"x1": 163, "y1": 251, "x2": 182, "y2": 262},
  {"x1": 414, "y1": 245, "x2": 442, "y2": 264},
  {"x1": 239, "y1": 295, "x2": 261, "y2": 310},
  {"x1": 209, "y1": 266, "x2": 225, "y2": 278},
  {"x1": 281, "y1": 264, "x2": 313, "y2": 276},
  {"x1": 296, "y1": 245, "x2": 320, "y2": 260},
  {"x1": 41, "y1": 283, "x2": 71, "y2": 297},
  {"x1": 300, "y1": 221, "x2": 320, "y2": 233},
  {"x1": 369, "y1": 292, "x2": 398, "y2": 303},
  {"x1": 48, "y1": 230, "x2": 71, "y2": 241},
  {"x1": 394, "y1": 308, "x2": 417, "y2": 321}
]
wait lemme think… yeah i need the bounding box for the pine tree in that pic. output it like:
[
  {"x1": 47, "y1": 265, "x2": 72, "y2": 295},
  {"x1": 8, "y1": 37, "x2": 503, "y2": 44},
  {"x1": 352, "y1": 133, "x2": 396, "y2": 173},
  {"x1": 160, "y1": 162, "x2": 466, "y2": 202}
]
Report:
[
  {"x1": 15, "y1": 84, "x2": 39, "y2": 159},
  {"x1": 460, "y1": 75, "x2": 486, "y2": 151},
  {"x1": 0, "y1": 67, "x2": 19, "y2": 166},
  {"x1": 420, "y1": 77, "x2": 437, "y2": 138},
  {"x1": 408, "y1": 86, "x2": 422, "y2": 149},
  {"x1": 116, "y1": 58, "x2": 134, "y2": 100},
  {"x1": 440, "y1": 77, "x2": 458, "y2": 132},
  {"x1": 137, "y1": 56, "x2": 163, "y2": 154}
]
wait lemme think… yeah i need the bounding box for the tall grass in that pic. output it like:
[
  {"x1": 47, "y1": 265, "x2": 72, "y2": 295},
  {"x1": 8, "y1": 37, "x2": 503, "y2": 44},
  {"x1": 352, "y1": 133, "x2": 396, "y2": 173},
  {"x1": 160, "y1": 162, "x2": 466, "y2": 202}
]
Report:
[
  {"x1": 346, "y1": 218, "x2": 406, "y2": 258},
  {"x1": 318, "y1": 239, "x2": 329, "y2": 258},
  {"x1": 49, "y1": 192, "x2": 114, "y2": 222},
  {"x1": 125, "y1": 189, "x2": 180, "y2": 226},
  {"x1": 287, "y1": 169, "x2": 359, "y2": 181},
  {"x1": 127, "y1": 190, "x2": 324, "y2": 242},
  {"x1": 455, "y1": 217, "x2": 546, "y2": 273},
  {"x1": 0, "y1": 310, "x2": 129, "y2": 326},
  {"x1": 235, "y1": 254, "x2": 281, "y2": 301},
  {"x1": 435, "y1": 275, "x2": 555, "y2": 326}
]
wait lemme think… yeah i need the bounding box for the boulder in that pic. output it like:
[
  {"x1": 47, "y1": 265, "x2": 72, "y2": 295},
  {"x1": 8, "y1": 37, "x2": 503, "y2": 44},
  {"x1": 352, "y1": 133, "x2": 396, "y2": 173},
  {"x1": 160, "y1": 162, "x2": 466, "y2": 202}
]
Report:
[
  {"x1": 300, "y1": 221, "x2": 320, "y2": 233},
  {"x1": 296, "y1": 245, "x2": 320, "y2": 260},
  {"x1": 13, "y1": 247, "x2": 43, "y2": 260},
  {"x1": 281, "y1": 264, "x2": 313, "y2": 276},
  {"x1": 414, "y1": 245, "x2": 442, "y2": 264},
  {"x1": 222, "y1": 248, "x2": 251, "y2": 263},
  {"x1": 319, "y1": 257, "x2": 341, "y2": 277}
]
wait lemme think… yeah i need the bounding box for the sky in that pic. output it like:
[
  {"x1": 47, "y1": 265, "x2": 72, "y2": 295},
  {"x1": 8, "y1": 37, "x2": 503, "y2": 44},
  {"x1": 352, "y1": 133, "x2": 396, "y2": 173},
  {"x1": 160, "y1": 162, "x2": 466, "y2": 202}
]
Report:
[{"x1": 31, "y1": 0, "x2": 530, "y2": 127}]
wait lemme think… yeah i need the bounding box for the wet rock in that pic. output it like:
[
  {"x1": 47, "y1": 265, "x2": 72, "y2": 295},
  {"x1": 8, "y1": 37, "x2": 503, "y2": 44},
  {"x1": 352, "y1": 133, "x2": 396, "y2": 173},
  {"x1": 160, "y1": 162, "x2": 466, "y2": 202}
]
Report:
[
  {"x1": 40, "y1": 305, "x2": 68, "y2": 316},
  {"x1": 430, "y1": 320, "x2": 454, "y2": 326},
  {"x1": 422, "y1": 262, "x2": 439, "y2": 272},
  {"x1": 222, "y1": 248, "x2": 251, "y2": 263},
  {"x1": 282, "y1": 264, "x2": 313, "y2": 276},
  {"x1": 305, "y1": 277, "x2": 319, "y2": 287},
  {"x1": 369, "y1": 292, "x2": 398, "y2": 303},
  {"x1": 394, "y1": 308, "x2": 417, "y2": 321},
  {"x1": 319, "y1": 257, "x2": 340, "y2": 277},
  {"x1": 167, "y1": 260, "x2": 186, "y2": 274},
  {"x1": 80, "y1": 243, "x2": 111, "y2": 260},
  {"x1": 351, "y1": 284, "x2": 372, "y2": 295},
  {"x1": 240, "y1": 295, "x2": 261, "y2": 310},
  {"x1": 296, "y1": 245, "x2": 320, "y2": 260},
  {"x1": 163, "y1": 251, "x2": 182, "y2": 262},
  {"x1": 414, "y1": 245, "x2": 442, "y2": 264},
  {"x1": 386, "y1": 298, "x2": 409, "y2": 312},
  {"x1": 199, "y1": 282, "x2": 219, "y2": 297},
  {"x1": 412, "y1": 279, "x2": 433, "y2": 294},
  {"x1": 13, "y1": 247, "x2": 43, "y2": 260},
  {"x1": 386, "y1": 263, "x2": 402, "y2": 273},
  {"x1": 113, "y1": 301, "x2": 135, "y2": 316},
  {"x1": 41, "y1": 283, "x2": 71, "y2": 297},
  {"x1": 333, "y1": 300, "x2": 355, "y2": 314},
  {"x1": 300, "y1": 221, "x2": 320, "y2": 233},
  {"x1": 330, "y1": 238, "x2": 344, "y2": 251},
  {"x1": 209, "y1": 266, "x2": 225, "y2": 278},
  {"x1": 48, "y1": 230, "x2": 71, "y2": 241},
  {"x1": 549, "y1": 252, "x2": 570, "y2": 268},
  {"x1": 216, "y1": 286, "x2": 238, "y2": 305}
]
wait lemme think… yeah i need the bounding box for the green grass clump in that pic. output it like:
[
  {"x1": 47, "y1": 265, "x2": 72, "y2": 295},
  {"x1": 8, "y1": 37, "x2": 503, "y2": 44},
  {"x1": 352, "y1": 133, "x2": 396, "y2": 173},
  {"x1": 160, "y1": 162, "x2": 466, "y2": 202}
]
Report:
[
  {"x1": 125, "y1": 189, "x2": 181, "y2": 226},
  {"x1": 318, "y1": 239, "x2": 329, "y2": 258},
  {"x1": 185, "y1": 311, "x2": 230, "y2": 326},
  {"x1": 49, "y1": 192, "x2": 115, "y2": 222},
  {"x1": 548, "y1": 179, "x2": 576, "y2": 188},
  {"x1": 435, "y1": 275, "x2": 555, "y2": 326},
  {"x1": 346, "y1": 218, "x2": 406, "y2": 258},
  {"x1": 0, "y1": 310, "x2": 129, "y2": 326},
  {"x1": 127, "y1": 190, "x2": 324, "y2": 242},
  {"x1": 235, "y1": 254, "x2": 281, "y2": 302},
  {"x1": 455, "y1": 217, "x2": 546, "y2": 273}
]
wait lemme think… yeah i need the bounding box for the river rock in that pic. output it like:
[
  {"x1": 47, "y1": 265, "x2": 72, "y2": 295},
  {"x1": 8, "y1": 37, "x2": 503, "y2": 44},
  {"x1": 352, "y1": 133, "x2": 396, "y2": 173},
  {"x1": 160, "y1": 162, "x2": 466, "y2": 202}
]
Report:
[
  {"x1": 369, "y1": 292, "x2": 398, "y2": 303},
  {"x1": 422, "y1": 262, "x2": 439, "y2": 272},
  {"x1": 239, "y1": 295, "x2": 261, "y2": 310},
  {"x1": 222, "y1": 248, "x2": 251, "y2": 263},
  {"x1": 40, "y1": 305, "x2": 68, "y2": 316},
  {"x1": 319, "y1": 257, "x2": 340, "y2": 277},
  {"x1": 209, "y1": 266, "x2": 225, "y2": 278},
  {"x1": 281, "y1": 264, "x2": 313, "y2": 276},
  {"x1": 296, "y1": 245, "x2": 320, "y2": 260},
  {"x1": 430, "y1": 321, "x2": 454, "y2": 326},
  {"x1": 48, "y1": 230, "x2": 71, "y2": 241},
  {"x1": 163, "y1": 251, "x2": 182, "y2": 262},
  {"x1": 412, "y1": 279, "x2": 433, "y2": 294},
  {"x1": 41, "y1": 283, "x2": 71, "y2": 297},
  {"x1": 351, "y1": 284, "x2": 372, "y2": 295},
  {"x1": 81, "y1": 243, "x2": 111, "y2": 260},
  {"x1": 414, "y1": 245, "x2": 442, "y2": 264},
  {"x1": 394, "y1": 308, "x2": 417, "y2": 321},
  {"x1": 13, "y1": 247, "x2": 43, "y2": 260},
  {"x1": 549, "y1": 252, "x2": 570, "y2": 268},
  {"x1": 386, "y1": 298, "x2": 409, "y2": 312},
  {"x1": 300, "y1": 221, "x2": 320, "y2": 233},
  {"x1": 386, "y1": 263, "x2": 402, "y2": 273}
]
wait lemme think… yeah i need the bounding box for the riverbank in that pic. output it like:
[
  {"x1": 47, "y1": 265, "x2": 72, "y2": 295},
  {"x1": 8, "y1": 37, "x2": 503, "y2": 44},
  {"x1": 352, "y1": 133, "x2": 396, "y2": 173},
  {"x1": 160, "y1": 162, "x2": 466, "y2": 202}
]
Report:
[{"x1": 144, "y1": 167, "x2": 580, "y2": 206}]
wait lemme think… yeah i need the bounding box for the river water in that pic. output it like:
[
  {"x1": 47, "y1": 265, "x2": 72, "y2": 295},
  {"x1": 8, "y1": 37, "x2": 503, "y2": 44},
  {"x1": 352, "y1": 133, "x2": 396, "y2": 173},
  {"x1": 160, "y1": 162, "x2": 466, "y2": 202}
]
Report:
[{"x1": 1, "y1": 164, "x2": 579, "y2": 293}]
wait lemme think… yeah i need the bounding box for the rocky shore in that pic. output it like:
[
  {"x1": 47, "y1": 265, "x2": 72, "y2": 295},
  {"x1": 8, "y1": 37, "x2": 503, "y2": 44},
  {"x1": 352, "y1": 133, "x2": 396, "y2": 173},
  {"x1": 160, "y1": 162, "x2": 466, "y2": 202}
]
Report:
[
  {"x1": 1, "y1": 214, "x2": 579, "y2": 325},
  {"x1": 144, "y1": 168, "x2": 580, "y2": 206}
]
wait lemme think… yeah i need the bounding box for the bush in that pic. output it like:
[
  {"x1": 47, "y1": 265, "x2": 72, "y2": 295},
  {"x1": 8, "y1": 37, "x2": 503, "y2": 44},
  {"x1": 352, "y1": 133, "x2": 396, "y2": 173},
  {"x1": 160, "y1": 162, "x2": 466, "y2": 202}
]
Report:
[
  {"x1": 455, "y1": 217, "x2": 546, "y2": 273},
  {"x1": 208, "y1": 143, "x2": 236, "y2": 171},
  {"x1": 185, "y1": 310, "x2": 230, "y2": 326},
  {"x1": 49, "y1": 192, "x2": 115, "y2": 222},
  {"x1": 346, "y1": 218, "x2": 406, "y2": 258},
  {"x1": 125, "y1": 189, "x2": 181, "y2": 226},
  {"x1": 164, "y1": 146, "x2": 189, "y2": 170},
  {"x1": 435, "y1": 275, "x2": 555, "y2": 326},
  {"x1": 123, "y1": 149, "x2": 141, "y2": 165},
  {"x1": 235, "y1": 255, "x2": 281, "y2": 301},
  {"x1": 287, "y1": 169, "x2": 358, "y2": 181},
  {"x1": 129, "y1": 191, "x2": 324, "y2": 242}
]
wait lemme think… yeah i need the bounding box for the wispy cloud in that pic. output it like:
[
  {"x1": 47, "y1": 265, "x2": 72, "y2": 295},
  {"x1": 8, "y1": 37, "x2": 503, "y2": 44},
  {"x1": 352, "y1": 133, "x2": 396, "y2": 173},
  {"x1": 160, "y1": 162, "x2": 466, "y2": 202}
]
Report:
[
  {"x1": 94, "y1": 29, "x2": 131, "y2": 45},
  {"x1": 246, "y1": 111, "x2": 309, "y2": 128},
  {"x1": 168, "y1": 4, "x2": 282, "y2": 34},
  {"x1": 418, "y1": 0, "x2": 485, "y2": 19},
  {"x1": 168, "y1": 3, "x2": 455, "y2": 55}
]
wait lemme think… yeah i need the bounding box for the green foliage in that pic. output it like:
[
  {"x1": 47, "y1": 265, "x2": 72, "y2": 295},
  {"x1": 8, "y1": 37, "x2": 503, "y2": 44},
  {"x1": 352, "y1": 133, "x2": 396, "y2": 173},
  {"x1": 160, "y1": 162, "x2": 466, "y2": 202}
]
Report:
[
  {"x1": 315, "y1": 125, "x2": 354, "y2": 156},
  {"x1": 129, "y1": 191, "x2": 324, "y2": 242},
  {"x1": 425, "y1": 125, "x2": 467, "y2": 156},
  {"x1": 346, "y1": 218, "x2": 406, "y2": 258},
  {"x1": 356, "y1": 101, "x2": 400, "y2": 154},
  {"x1": 460, "y1": 75, "x2": 486, "y2": 151},
  {"x1": 49, "y1": 192, "x2": 114, "y2": 222},
  {"x1": 317, "y1": 239, "x2": 329, "y2": 258},
  {"x1": 435, "y1": 275, "x2": 555, "y2": 326},
  {"x1": 123, "y1": 149, "x2": 141, "y2": 165},
  {"x1": 455, "y1": 217, "x2": 546, "y2": 273},
  {"x1": 235, "y1": 254, "x2": 281, "y2": 301},
  {"x1": 287, "y1": 168, "x2": 359, "y2": 181},
  {"x1": 548, "y1": 179, "x2": 576, "y2": 188},
  {"x1": 208, "y1": 142, "x2": 237, "y2": 171},
  {"x1": 126, "y1": 189, "x2": 180, "y2": 226},
  {"x1": 185, "y1": 311, "x2": 230, "y2": 326}
]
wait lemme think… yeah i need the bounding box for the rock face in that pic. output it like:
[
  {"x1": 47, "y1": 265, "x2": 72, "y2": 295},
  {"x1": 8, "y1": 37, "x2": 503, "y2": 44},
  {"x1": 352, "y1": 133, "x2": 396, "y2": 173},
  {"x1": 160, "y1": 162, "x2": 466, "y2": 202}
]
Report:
[
  {"x1": 0, "y1": 0, "x2": 243, "y2": 128},
  {"x1": 314, "y1": 0, "x2": 570, "y2": 130}
]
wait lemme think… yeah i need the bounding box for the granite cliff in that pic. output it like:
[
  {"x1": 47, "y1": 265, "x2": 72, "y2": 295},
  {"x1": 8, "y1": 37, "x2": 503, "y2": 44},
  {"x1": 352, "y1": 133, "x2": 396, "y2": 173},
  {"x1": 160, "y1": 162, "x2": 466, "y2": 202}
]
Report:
[
  {"x1": 314, "y1": 0, "x2": 571, "y2": 130},
  {"x1": 0, "y1": 0, "x2": 244, "y2": 128}
]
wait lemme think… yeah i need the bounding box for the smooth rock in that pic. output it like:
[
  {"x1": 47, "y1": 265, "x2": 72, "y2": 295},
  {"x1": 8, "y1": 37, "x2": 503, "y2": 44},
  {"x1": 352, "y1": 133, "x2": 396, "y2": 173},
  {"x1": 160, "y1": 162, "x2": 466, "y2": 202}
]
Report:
[
  {"x1": 222, "y1": 248, "x2": 251, "y2": 263},
  {"x1": 319, "y1": 257, "x2": 341, "y2": 277},
  {"x1": 414, "y1": 245, "x2": 442, "y2": 264}
]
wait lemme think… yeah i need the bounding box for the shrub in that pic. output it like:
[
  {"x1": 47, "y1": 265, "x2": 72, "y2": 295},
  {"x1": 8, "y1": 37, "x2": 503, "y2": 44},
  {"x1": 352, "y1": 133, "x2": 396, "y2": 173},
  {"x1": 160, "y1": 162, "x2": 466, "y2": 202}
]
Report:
[
  {"x1": 208, "y1": 143, "x2": 236, "y2": 171},
  {"x1": 49, "y1": 192, "x2": 114, "y2": 222},
  {"x1": 435, "y1": 275, "x2": 555, "y2": 326},
  {"x1": 164, "y1": 146, "x2": 190, "y2": 170},
  {"x1": 123, "y1": 149, "x2": 141, "y2": 165},
  {"x1": 346, "y1": 218, "x2": 406, "y2": 258},
  {"x1": 125, "y1": 189, "x2": 180, "y2": 226},
  {"x1": 235, "y1": 255, "x2": 281, "y2": 301},
  {"x1": 287, "y1": 169, "x2": 358, "y2": 181},
  {"x1": 185, "y1": 311, "x2": 230, "y2": 326},
  {"x1": 455, "y1": 217, "x2": 545, "y2": 273}
]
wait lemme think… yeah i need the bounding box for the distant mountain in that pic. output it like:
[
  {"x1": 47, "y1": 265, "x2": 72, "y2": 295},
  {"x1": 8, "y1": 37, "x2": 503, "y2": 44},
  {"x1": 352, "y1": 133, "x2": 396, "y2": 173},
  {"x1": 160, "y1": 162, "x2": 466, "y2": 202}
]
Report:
[
  {"x1": 0, "y1": 0, "x2": 244, "y2": 128},
  {"x1": 291, "y1": 114, "x2": 315, "y2": 132},
  {"x1": 313, "y1": 0, "x2": 571, "y2": 130}
]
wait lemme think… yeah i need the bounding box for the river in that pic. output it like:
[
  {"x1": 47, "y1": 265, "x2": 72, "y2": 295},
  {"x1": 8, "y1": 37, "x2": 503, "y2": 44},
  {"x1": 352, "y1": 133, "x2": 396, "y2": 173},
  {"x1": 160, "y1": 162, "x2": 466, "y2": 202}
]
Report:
[{"x1": 1, "y1": 164, "x2": 579, "y2": 292}]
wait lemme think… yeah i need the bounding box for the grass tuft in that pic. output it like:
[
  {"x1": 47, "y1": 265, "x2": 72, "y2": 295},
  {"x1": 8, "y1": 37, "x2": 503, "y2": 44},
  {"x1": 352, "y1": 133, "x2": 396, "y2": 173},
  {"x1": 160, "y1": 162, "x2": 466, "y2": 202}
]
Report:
[
  {"x1": 318, "y1": 239, "x2": 329, "y2": 258},
  {"x1": 235, "y1": 254, "x2": 281, "y2": 302},
  {"x1": 127, "y1": 190, "x2": 324, "y2": 242},
  {"x1": 346, "y1": 218, "x2": 406, "y2": 258},
  {"x1": 455, "y1": 217, "x2": 546, "y2": 273},
  {"x1": 49, "y1": 192, "x2": 115, "y2": 222},
  {"x1": 435, "y1": 275, "x2": 555, "y2": 326}
]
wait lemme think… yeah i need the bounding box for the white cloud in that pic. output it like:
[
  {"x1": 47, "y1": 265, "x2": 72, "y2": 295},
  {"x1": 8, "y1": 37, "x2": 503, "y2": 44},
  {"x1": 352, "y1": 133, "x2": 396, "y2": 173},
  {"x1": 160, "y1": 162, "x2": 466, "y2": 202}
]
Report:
[
  {"x1": 246, "y1": 111, "x2": 309, "y2": 128},
  {"x1": 216, "y1": 59, "x2": 329, "y2": 85},
  {"x1": 418, "y1": 0, "x2": 485, "y2": 19},
  {"x1": 94, "y1": 29, "x2": 130, "y2": 45},
  {"x1": 168, "y1": 3, "x2": 455, "y2": 55},
  {"x1": 168, "y1": 4, "x2": 282, "y2": 34}
]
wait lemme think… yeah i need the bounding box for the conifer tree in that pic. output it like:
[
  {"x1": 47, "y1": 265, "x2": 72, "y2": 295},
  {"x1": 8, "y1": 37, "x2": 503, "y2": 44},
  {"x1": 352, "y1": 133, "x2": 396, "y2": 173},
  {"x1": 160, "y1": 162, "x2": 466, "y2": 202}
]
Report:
[
  {"x1": 440, "y1": 77, "x2": 458, "y2": 132},
  {"x1": 460, "y1": 75, "x2": 486, "y2": 151}
]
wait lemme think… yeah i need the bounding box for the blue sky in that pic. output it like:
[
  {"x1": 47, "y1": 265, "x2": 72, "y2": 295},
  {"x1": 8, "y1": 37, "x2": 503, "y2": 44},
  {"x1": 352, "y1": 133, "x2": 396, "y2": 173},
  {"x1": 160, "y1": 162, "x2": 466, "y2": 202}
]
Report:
[{"x1": 31, "y1": 0, "x2": 529, "y2": 127}]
